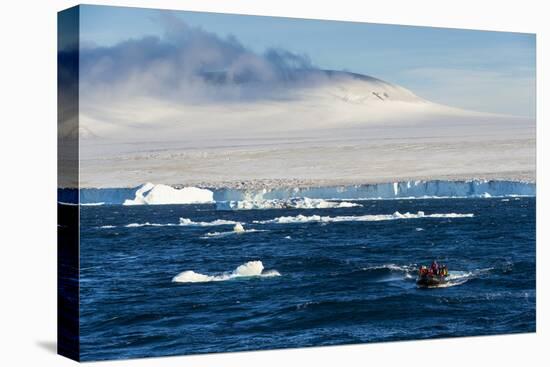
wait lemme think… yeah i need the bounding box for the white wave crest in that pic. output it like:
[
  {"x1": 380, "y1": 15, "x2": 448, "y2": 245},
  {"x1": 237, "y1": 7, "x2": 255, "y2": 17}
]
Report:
[
  {"x1": 125, "y1": 222, "x2": 174, "y2": 228},
  {"x1": 179, "y1": 217, "x2": 238, "y2": 226},
  {"x1": 363, "y1": 263, "x2": 417, "y2": 272},
  {"x1": 116, "y1": 218, "x2": 238, "y2": 228},
  {"x1": 105, "y1": 211, "x2": 473, "y2": 229},
  {"x1": 216, "y1": 197, "x2": 361, "y2": 210},
  {"x1": 201, "y1": 229, "x2": 266, "y2": 239},
  {"x1": 253, "y1": 211, "x2": 474, "y2": 224},
  {"x1": 123, "y1": 183, "x2": 214, "y2": 205},
  {"x1": 119, "y1": 218, "x2": 237, "y2": 228},
  {"x1": 172, "y1": 261, "x2": 281, "y2": 283},
  {"x1": 81, "y1": 202, "x2": 105, "y2": 206}
]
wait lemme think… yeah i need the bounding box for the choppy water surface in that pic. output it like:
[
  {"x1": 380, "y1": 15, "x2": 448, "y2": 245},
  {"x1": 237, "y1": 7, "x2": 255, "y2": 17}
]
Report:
[{"x1": 79, "y1": 197, "x2": 535, "y2": 361}]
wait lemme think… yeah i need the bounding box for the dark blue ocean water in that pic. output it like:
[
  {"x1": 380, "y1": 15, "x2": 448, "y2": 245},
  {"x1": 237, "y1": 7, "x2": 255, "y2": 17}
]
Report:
[{"x1": 79, "y1": 197, "x2": 536, "y2": 361}]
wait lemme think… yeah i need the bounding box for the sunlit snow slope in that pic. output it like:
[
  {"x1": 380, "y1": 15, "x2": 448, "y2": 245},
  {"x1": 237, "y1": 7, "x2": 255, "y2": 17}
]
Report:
[{"x1": 78, "y1": 70, "x2": 535, "y2": 188}]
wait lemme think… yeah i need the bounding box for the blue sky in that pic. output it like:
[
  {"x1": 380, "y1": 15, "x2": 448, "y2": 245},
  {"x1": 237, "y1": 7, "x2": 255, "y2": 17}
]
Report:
[{"x1": 79, "y1": 5, "x2": 536, "y2": 117}]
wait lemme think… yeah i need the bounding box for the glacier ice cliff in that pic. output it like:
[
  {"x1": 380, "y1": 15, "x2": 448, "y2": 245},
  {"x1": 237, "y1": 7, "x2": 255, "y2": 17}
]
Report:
[{"x1": 69, "y1": 180, "x2": 535, "y2": 206}]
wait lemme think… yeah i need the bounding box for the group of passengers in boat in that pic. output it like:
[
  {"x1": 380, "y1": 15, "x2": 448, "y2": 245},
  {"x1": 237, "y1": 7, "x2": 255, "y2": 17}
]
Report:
[{"x1": 419, "y1": 260, "x2": 448, "y2": 277}]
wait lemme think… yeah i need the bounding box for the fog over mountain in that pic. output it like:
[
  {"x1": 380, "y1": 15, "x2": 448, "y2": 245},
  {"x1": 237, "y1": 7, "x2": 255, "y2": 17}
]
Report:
[{"x1": 66, "y1": 17, "x2": 535, "y2": 188}]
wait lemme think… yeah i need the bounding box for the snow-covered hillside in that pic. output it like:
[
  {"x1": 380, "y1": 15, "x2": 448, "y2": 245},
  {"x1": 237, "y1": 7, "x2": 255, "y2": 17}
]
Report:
[{"x1": 77, "y1": 70, "x2": 535, "y2": 188}]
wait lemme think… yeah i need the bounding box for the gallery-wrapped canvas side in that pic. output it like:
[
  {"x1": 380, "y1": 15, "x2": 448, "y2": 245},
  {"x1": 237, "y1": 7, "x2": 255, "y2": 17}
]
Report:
[{"x1": 57, "y1": 5, "x2": 80, "y2": 362}]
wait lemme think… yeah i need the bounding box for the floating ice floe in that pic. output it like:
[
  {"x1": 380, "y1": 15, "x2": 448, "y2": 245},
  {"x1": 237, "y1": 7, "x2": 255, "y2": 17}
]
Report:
[
  {"x1": 101, "y1": 218, "x2": 238, "y2": 228},
  {"x1": 172, "y1": 261, "x2": 280, "y2": 283},
  {"x1": 253, "y1": 211, "x2": 474, "y2": 224},
  {"x1": 179, "y1": 218, "x2": 238, "y2": 226},
  {"x1": 216, "y1": 197, "x2": 361, "y2": 210},
  {"x1": 100, "y1": 211, "x2": 473, "y2": 229}
]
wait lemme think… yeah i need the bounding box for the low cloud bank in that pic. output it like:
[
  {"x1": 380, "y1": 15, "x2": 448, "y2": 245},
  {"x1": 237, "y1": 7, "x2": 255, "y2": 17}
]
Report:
[{"x1": 78, "y1": 15, "x2": 330, "y2": 103}]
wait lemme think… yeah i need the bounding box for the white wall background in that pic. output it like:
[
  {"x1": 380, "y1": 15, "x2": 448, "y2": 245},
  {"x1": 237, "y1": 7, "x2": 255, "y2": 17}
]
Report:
[{"x1": 0, "y1": 1, "x2": 547, "y2": 366}]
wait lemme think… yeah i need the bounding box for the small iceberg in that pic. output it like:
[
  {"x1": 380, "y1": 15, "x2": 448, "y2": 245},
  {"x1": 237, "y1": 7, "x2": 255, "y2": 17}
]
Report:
[
  {"x1": 172, "y1": 261, "x2": 280, "y2": 283},
  {"x1": 201, "y1": 223, "x2": 267, "y2": 238},
  {"x1": 233, "y1": 222, "x2": 245, "y2": 233}
]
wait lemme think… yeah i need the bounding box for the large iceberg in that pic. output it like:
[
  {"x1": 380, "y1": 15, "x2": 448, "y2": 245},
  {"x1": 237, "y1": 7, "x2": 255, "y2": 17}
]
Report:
[{"x1": 122, "y1": 183, "x2": 214, "y2": 205}]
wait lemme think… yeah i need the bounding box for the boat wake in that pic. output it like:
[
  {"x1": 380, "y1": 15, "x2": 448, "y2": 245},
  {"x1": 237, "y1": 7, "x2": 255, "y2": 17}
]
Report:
[
  {"x1": 423, "y1": 271, "x2": 473, "y2": 288},
  {"x1": 419, "y1": 268, "x2": 494, "y2": 288},
  {"x1": 361, "y1": 264, "x2": 492, "y2": 288},
  {"x1": 360, "y1": 264, "x2": 418, "y2": 282}
]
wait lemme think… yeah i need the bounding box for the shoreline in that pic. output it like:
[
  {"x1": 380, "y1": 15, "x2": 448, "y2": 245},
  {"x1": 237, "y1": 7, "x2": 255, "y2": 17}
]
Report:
[
  {"x1": 71, "y1": 178, "x2": 537, "y2": 205},
  {"x1": 76, "y1": 175, "x2": 536, "y2": 190},
  {"x1": 182, "y1": 175, "x2": 536, "y2": 191}
]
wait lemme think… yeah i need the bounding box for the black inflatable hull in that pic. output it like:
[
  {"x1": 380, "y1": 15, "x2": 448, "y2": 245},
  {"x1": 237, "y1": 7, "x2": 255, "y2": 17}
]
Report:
[{"x1": 416, "y1": 274, "x2": 448, "y2": 287}]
